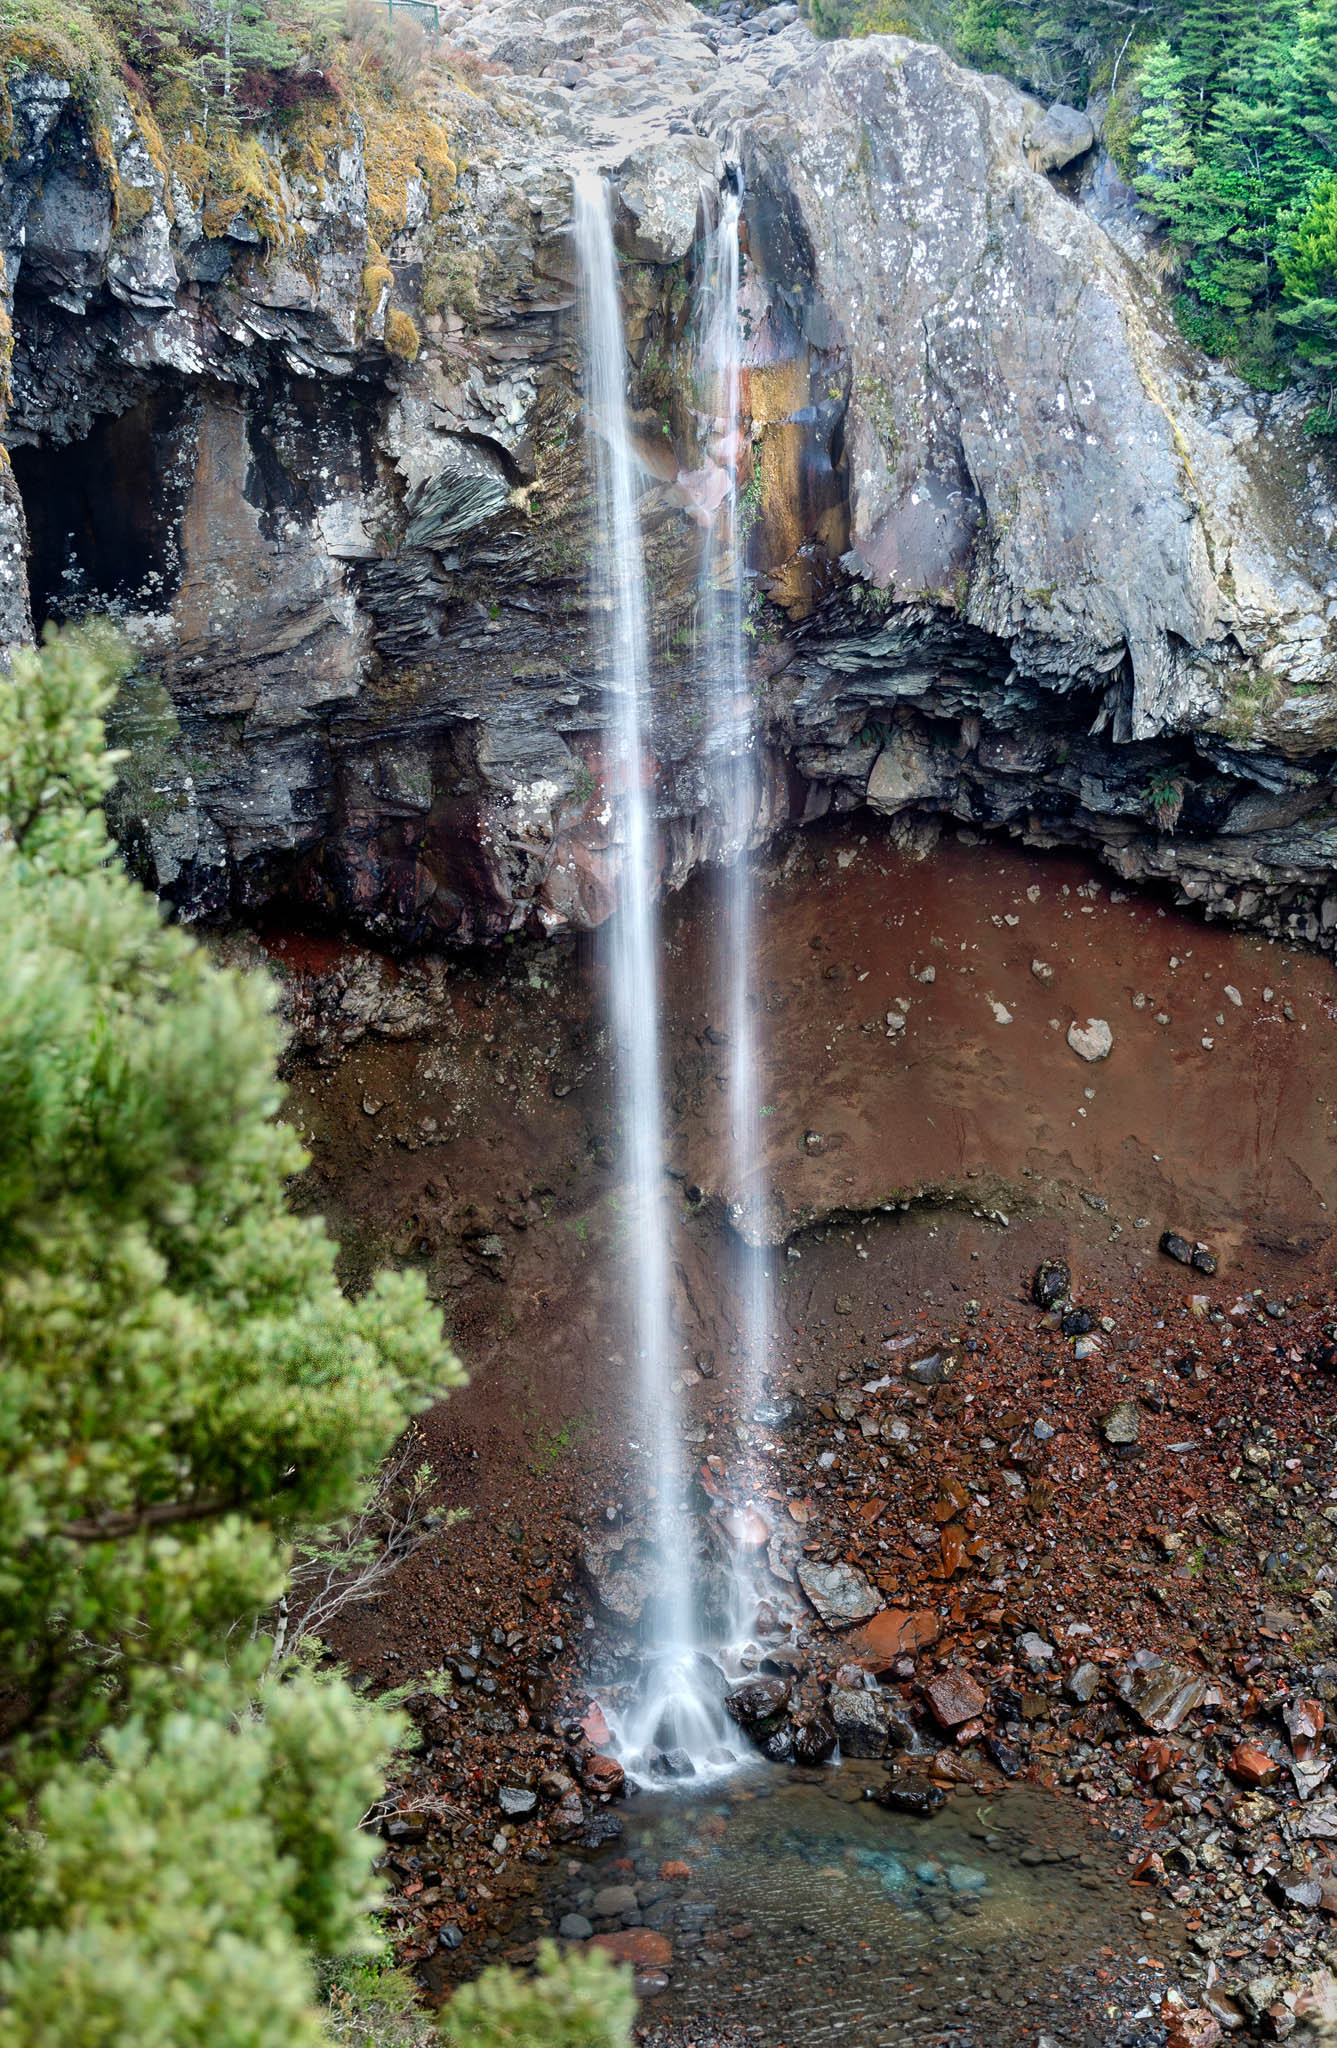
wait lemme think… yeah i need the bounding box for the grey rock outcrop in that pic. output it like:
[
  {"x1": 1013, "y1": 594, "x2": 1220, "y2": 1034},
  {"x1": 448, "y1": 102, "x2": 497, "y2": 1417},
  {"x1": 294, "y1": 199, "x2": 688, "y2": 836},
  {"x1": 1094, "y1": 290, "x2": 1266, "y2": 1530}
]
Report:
[{"x1": 0, "y1": 5, "x2": 1335, "y2": 952}]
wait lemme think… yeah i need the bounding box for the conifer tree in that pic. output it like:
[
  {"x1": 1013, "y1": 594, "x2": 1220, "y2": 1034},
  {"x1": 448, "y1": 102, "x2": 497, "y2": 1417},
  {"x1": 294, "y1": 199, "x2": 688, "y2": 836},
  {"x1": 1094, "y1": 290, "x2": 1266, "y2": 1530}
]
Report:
[{"x1": 0, "y1": 629, "x2": 630, "y2": 2047}]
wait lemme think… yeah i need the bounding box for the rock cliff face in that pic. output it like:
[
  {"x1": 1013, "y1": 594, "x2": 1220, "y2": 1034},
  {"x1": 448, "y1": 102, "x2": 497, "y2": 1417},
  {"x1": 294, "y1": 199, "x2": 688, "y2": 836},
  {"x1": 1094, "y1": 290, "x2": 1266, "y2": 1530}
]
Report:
[{"x1": 4, "y1": 3, "x2": 1337, "y2": 947}]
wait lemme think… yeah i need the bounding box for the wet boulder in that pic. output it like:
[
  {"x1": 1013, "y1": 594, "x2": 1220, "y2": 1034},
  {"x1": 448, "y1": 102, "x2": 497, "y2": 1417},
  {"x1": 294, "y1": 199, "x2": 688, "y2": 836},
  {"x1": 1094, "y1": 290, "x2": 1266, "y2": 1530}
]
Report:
[
  {"x1": 792, "y1": 1707, "x2": 837, "y2": 1766},
  {"x1": 829, "y1": 1685, "x2": 892, "y2": 1758},
  {"x1": 874, "y1": 1770, "x2": 948, "y2": 1817},
  {"x1": 725, "y1": 1674, "x2": 792, "y2": 1728},
  {"x1": 1118, "y1": 1656, "x2": 1207, "y2": 1733},
  {"x1": 581, "y1": 1754, "x2": 626, "y2": 1798},
  {"x1": 923, "y1": 1667, "x2": 987, "y2": 1730}
]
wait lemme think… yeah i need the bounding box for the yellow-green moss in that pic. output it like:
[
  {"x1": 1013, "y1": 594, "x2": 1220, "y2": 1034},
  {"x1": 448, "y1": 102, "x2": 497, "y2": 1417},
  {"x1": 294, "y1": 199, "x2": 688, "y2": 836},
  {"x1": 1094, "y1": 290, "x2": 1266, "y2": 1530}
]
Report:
[
  {"x1": 383, "y1": 306, "x2": 419, "y2": 360},
  {"x1": 356, "y1": 84, "x2": 456, "y2": 247},
  {"x1": 421, "y1": 238, "x2": 480, "y2": 320},
  {"x1": 0, "y1": 0, "x2": 121, "y2": 98},
  {"x1": 195, "y1": 129, "x2": 288, "y2": 244}
]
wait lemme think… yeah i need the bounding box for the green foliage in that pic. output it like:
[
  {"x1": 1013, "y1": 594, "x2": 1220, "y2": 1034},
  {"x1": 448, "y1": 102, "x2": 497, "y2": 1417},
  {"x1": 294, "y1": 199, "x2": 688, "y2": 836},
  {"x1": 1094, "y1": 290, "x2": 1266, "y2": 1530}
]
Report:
[
  {"x1": 441, "y1": 1942, "x2": 635, "y2": 2048},
  {"x1": 0, "y1": 625, "x2": 465, "y2": 2048},
  {"x1": 323, "y1": 1955, "x2": 438, "y2": 2048},
  {"x1": 801, "y1": 0, "x2": 1337, "y2": 401},
  {"x1": 1280, "y1": 169, "x2": 1337, "y2": 411}
]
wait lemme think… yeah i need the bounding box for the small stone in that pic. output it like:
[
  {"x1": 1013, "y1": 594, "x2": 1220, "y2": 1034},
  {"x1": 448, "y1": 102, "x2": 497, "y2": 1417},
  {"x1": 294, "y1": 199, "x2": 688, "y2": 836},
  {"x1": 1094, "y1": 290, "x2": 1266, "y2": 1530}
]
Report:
[
  {"x1": 1067, "y1": 1017, "x2": 1113, "y2": 1061},
  {"x1": 659, "y1": 1860, "x2": 691, "y2": 1880},
  {"x1": 1066, "y1": 1660, "x2": 1103, "y2": 1704},
  {"x1": 834, "y1": 1293, "x2": 854, "y2": 1315},
  {"x1": 1018, "y1": 1631, "x2": 1054, "y2": 1666},
  {"x1": 1122, "y1": 1661, "x2": 1207, "y2": 1733},
  {"x1": 1161, "y1": 1230, "x2": 1216, "y2": 1274},
  {"x1": 1163, "y1": 2004, "x2": 1223, "y2": 2048},
  {"x1": 1286, "y1": 1697, "x2": 1325, "y2": 1761},
  {"x1": 797, "y1": 1558, "x2": 880, "y2": 1627},
  {"x1": 592, "y1": 1884, "x2": 639, "y2": 1920},
  {"x1": 1269, "y1": 1867, "x2": 1323, "y2": 1910},
  {"x1": 1061, "y1": 1308, "x2": 1094, "y2": 1335},
  {"x1": 1031, "y1": 958, "x2": 1055, "y2": 985},
  {"x1": 559, "y1": 1912, "x2": 594, "y2": 1939},
  {"x1": 1100, "y1": 1399, "x2": 1141, "y2": 1448},
  {"x1": 1228, "y1": 1742, "x2": 1280, "y2": 1788},
  {"x1": 498, "y1": 1786, "x2": 538, "y2": 1818},
  {"x1": 1032, "y1": 1259, "x2": 1071, "y2": 1308},
  {"x1": 906, "y1": 1349, "x2": 956, "y2": 1385},
  {"x1": 437, "y1": 1923, "x2": 464, "y2": 1951}
]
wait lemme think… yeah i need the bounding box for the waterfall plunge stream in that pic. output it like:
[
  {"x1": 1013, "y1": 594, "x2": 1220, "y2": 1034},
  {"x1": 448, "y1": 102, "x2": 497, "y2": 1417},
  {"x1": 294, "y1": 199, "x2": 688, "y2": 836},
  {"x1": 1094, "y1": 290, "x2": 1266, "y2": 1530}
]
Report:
[
  {"x1": 573, "y1": 173, "x2": 733, "y2": 1777},
  {"x1": 696, "y1": 176, "x2": 775, "y2": 1644}
]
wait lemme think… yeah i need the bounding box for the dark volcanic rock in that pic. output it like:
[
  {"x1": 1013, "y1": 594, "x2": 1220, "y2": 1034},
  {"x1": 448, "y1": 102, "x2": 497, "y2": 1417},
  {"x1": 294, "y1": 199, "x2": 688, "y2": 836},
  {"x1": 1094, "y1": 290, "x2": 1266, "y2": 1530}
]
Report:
[
  {"x1": 792, "y1": 1707, "x2": 838, "y2": 1766},
  {"x1": 875, "y1": 1771, "x2": 949, "y2": 1817},
  {"x1": 1032, "y1": 1260, "x2": 1072, "y2": 1309},
  {"x1": 725, "y1": 1674, "x2": 793, "y2": 1727},
  {"x1": 828, "y1": 1686, "x2": 892, "y2": 1758},
  {"x1": 6, "y1": 12, "x2": 1337, "y2": 964}
]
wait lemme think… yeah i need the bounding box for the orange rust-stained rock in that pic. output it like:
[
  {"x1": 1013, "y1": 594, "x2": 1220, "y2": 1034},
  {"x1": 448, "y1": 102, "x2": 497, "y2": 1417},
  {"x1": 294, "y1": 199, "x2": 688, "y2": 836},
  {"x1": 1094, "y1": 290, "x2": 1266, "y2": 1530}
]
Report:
[
  {"x1": 1286, "y1": 1696, "x2": 1325, "y2": 1761},
  {"x1": 848, "y1": 1606, "x2": 939, "y2": 1668},
  {"x1": 580, "y1": 1702, "x2": 611, "y2": 1748},
  {"x1": 923, "y1": 1666, "x2": 987, "y2": 1730},
  {"x1": 659, "y1": 1860, "x2": 691, "y2": 1881},
  {"x1": 1228, "y1": 1742, "x2": 1280, "y2": 1788},
  {"x1": 1164, "y1": 2006, "x2": 1223, "y2": 2048},
  {"x1": 591, "y1": 1929, "x2": 672, "y2": 1969},
  {"x1": 581, "y1": 1753, "x2": 625, "y2": 1798}
]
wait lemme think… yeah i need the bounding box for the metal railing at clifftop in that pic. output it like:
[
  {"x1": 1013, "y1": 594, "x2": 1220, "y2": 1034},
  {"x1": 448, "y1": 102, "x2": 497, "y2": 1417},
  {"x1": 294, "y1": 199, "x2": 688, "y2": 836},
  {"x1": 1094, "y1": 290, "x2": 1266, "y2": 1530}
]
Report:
[{"x1": 382, "y1": 0, "x2": 442, "y2": 27}]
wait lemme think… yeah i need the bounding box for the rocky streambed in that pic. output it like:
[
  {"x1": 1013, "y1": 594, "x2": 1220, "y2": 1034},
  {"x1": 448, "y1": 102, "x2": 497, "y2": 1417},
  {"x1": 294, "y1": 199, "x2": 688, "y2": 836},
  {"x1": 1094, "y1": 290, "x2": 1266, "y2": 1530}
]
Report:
[{"x1": 257, "y1": 828, "x2": 1337, "y2": 2044}]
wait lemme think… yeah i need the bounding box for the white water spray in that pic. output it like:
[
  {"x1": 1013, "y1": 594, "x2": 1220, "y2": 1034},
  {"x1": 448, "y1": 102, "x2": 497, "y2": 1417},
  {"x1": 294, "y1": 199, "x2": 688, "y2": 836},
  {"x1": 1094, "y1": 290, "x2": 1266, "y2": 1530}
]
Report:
[
  {"x1": 697, "y1": 175, "x2": 774, "y2": 1633},
  {"x1": 572, "y1": 171, "x2": 732, "y2": 1777}
]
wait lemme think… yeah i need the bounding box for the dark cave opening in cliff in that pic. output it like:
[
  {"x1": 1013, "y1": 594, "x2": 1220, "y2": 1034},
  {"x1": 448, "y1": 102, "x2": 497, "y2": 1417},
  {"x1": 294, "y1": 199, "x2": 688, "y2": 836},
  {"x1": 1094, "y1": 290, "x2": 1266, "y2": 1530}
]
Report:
[{"x1": 12, "y1": 391, "x2": 188, "y2": 629}]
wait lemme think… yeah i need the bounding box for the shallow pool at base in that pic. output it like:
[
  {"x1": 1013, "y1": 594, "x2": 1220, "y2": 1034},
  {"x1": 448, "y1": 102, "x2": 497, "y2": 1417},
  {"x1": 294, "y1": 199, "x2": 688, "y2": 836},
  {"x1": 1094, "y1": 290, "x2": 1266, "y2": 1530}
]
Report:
[{"x1": 536, "y1": 1765, "x2": 1179, "y2": 2048}]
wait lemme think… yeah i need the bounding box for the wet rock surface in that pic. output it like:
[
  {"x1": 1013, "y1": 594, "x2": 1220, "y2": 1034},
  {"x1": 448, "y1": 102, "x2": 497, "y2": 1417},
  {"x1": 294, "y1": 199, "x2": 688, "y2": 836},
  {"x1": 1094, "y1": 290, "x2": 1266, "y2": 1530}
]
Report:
[{"x1": 8, "y1": 7, "x2": 1337, "y2": 957}]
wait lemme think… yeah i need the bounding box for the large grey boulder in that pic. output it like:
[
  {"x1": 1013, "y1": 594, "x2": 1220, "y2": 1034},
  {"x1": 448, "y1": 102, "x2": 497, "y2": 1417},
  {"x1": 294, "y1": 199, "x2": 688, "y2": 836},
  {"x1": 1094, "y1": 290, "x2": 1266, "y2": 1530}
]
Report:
[{"x1": 1026, "y1": 101, "x2": 1096, "y2": 172}]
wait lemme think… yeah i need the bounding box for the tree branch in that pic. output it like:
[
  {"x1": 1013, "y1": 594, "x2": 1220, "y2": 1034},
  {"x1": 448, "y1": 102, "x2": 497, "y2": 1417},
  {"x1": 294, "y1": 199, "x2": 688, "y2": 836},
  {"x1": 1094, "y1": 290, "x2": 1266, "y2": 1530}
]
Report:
[{"x1": 55, "y1": 1490, "x2": 270, "y2": 1544}]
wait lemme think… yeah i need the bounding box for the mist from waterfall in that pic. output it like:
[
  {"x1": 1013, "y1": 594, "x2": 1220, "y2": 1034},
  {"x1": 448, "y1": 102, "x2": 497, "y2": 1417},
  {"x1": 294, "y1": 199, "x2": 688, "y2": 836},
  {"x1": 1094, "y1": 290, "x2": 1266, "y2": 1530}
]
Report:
[
  {"x1": 572, "y1": 171, "x2": 731, "y2": 1778},
  {"x1": 697, "y1": 176, "x2": 774, "y2": 1632}
]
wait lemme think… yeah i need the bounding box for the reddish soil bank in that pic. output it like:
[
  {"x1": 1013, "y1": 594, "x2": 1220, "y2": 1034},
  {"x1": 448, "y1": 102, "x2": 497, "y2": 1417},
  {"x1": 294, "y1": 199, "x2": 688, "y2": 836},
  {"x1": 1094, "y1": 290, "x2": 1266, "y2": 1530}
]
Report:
[{"x1": 272, "y1": 823, "x2": 1337, "y2": 2040}]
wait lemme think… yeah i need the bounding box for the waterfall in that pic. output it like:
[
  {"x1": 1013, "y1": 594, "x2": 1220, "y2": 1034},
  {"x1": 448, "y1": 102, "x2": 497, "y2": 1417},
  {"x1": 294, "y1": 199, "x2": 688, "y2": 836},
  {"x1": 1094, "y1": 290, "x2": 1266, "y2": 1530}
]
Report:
[
  {"x1": 697, "y1": 175, "x2": 774, "y2": 1634},
  {"x1": 572, "y1": 171, "x2": 731, "y2": 1778}
]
